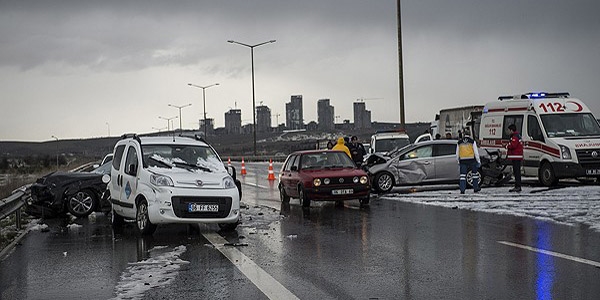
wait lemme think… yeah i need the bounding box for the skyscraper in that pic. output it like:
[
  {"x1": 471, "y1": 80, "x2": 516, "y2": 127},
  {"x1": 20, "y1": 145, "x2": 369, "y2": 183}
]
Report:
[
  {"x1": 317, "y1": 99, "x2": 335, "y2": 131},
  {"x1": 286, "y1": 95, "x2": 303, "y2": 130},
  {"x1": 224, "y1": 109, "x2": 242, "y2": 134},
  {"x1": 353, "y1": 102, "x2": 372, "y2": 129},
  {"x1": 256, "y1": 105, "x2": 272, "y2": 133}
]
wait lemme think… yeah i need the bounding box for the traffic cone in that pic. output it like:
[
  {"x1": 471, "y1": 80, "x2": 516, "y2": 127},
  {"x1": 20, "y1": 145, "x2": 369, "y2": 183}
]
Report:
[
  {"x1": 241, "y1": 157, "x2": 247, "y2": 175},
  {"x1": 228, "y1": 157, "x2": 231, "y2": 167},
  {"x1": 267, "y1": 159, "x2": 276, "y2": 181}
]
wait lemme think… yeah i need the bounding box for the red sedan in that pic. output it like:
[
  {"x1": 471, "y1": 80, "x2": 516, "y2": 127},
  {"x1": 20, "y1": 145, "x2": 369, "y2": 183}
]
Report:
[{"x1": 278, "y1": 150, "x2": 370, "y2": 208}]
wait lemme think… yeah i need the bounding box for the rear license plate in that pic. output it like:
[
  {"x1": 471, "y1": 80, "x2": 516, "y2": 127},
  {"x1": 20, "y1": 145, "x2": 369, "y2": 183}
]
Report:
[
  {"x1": 586, "y1": 169, "x2": 600, "y2": 176},
  {"x1": 188, "y1": 203, "x2": 219, "y2": 212},
  {"x1": 332, "y1": 189, "x2": 354, "y2": 195}
]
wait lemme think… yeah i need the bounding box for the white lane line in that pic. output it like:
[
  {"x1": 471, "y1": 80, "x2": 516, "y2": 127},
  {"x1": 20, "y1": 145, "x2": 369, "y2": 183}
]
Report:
[
  {"x1": 243, "y1": 182, "x2": 270, "y2": 189},
  {"x1": 203, "y1": 232, "x2": 300, "y2": 300},
  {"x1": 498, "y1": 241, "x2": 600, "y2": 268}
]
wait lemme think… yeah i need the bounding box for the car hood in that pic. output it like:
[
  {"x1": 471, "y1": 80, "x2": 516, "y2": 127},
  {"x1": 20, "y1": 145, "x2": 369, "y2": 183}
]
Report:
[
  {"x1": 37, "y1": 171, "x2": 102, "y2": 186},
  {"x1": 148, "y1": 166, "x2": 231, "y2": 185},
  {"x1": 299, "y1": 168, "x2": 367, "y2": 178}
]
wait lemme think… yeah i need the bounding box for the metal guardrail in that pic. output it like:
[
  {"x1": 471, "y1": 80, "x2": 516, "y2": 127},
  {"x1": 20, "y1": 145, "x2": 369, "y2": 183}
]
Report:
[{"x1": 0, "y1": 186, "x2": 29, "y2": 229}]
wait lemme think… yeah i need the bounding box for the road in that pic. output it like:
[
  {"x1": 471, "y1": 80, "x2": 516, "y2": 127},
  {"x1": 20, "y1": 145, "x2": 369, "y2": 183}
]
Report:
[{"x1": 1, "y1": 162, "x2": 599, "y2": 299}]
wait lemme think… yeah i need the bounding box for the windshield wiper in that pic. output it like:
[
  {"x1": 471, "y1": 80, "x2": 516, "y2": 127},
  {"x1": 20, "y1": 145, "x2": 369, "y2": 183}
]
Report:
[
  {"x1": 148, "y1": 156, "x2": 174, "y2": 168},
  {"x1": 173, "y1": 161, "x2": 213, "y2": 172}
]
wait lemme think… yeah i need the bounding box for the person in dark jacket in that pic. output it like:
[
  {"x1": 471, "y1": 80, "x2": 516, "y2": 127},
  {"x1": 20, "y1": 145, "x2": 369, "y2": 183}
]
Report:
[
  {"x1": 506, "y1": 124, "x2": 524, "y2": 192},
  {"x1": 349, "y1": 136, "x2": 367, "y2": 167},
  {"x1": 456, "y1": 128, "x2": 481, "y2": 194}
]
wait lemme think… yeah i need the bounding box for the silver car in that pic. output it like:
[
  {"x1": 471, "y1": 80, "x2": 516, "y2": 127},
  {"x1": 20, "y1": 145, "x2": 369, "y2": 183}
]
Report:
[{"x1": 365, "y1": 139, "x2": 481, "y2": 193}]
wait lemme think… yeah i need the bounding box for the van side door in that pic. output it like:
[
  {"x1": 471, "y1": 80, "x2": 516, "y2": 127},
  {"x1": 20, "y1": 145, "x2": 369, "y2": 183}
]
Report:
[
  {"x1": 524, "y1": 115, "x2": 545, "y2": 176},
  {"x1": 118, "y1": 143, "x2": 141, "y2": 218},
  {"x1": 109, "y1": 144, "x2": 126, "y2": 212}
]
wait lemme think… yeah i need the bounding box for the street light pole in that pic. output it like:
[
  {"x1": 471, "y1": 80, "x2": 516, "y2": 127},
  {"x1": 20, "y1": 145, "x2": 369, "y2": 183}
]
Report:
[
  {"x1": 158, "y1": 116, "x2": 178, "y2": 132},
  {"x1": 51, "y1": 135, "x2": 59, "y2": 171},
  {"x1": 188, "y1": 83, "x2": 219, "y2": 138},
  {"x1": 228, "y1": 39, "x2": 276, "y2": 156},
  {"x1": 168, "y1": 103, "x2": 192, "y2": 134}
]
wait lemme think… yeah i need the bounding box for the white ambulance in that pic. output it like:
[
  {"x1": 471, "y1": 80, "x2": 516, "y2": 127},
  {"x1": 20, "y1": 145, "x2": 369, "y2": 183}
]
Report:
[{"x1": 479, "y1": 92, "x2": 600, "y2": 186}]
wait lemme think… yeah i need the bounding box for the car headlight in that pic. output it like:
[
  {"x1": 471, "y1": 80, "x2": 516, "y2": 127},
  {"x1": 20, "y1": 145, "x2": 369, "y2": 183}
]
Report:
[
  {"x1": 150, "y1": 174, "x2": 174, "y2": 186},
  {"x1": 559, "y1": 144, "x2": 572, "y2": 160},
  {"x1": 223, "y1": 177, "x2": 236, "y2": 189},
  {"x1": 360, "y1": 176, "x2": 368, "y2": 184},
  {"x1": 313, "y1": 178, "x2": 321, "y2": 187},
  {"x1": 323, "y1": 178, "x2": 330, "y2": 185},
  {"x1": 353, "y1": 176, "x2": 359, "y2": 183}
]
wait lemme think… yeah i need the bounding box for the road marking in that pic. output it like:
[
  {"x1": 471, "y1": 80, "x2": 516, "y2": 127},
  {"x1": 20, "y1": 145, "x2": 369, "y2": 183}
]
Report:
[
  {"x1": 203, "y1": 232, "x2": 300, "y2": 300},
  {"x1": 498, "y1": 241, "x2": 600, "y2": 268},
  {"x1": 243, "y1": 182, "x2": 270, "y2": 189}
]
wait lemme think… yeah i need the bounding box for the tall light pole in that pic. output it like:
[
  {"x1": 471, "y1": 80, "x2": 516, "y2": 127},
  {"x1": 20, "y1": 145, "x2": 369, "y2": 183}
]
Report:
[
  {"x1": 51, "y1": 135, "x2": 59, "y2": 171},
  {"x1": 159, "y1": 116, "x2": 178, "y2": 132},
  {"x1": 397, "y1": 0, "x2": 406, "y2": 130},
  {"x1": 188, "y1": 83, "x2": 219, "y2": 138},
  {"x1": 168, "y1": 103, "x2": 192, "y2": 134},
  {"x1": 228, "y1": 39, "x2": 276, "y2": 156}
]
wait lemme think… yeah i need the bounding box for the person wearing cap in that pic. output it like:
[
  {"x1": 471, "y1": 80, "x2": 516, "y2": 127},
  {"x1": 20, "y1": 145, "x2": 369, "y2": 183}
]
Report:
[
  {"x1": 506, "y1": 124, "x2": 524, "y2": 192},
  {"x1": 456, "y1": 128, "x2": 481, "y2": 194},
  {"x1": 349, "y1": 135, "x2": 367, "y2": 167}
]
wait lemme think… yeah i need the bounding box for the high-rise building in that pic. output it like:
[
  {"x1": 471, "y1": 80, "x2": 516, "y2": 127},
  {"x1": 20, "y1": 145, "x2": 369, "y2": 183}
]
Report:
[
  {"x1": 256, "y1": 105, "x2": 271, "y2": 133},
  {"x1": 224, "y1": 109, "x2": 242, "y2": 134},
  {"x1": 353, "y1": 102, "x2": 372, "y2": 129},
  {"x1": 317, "y1": 99, "x2": 335, "y2": 131},
  {"x1": 285, "y1": 95, "x2": 303, "y2": 130},
  {"x1": 199, "y1": 118, "x2": 214, "y2": 135}
]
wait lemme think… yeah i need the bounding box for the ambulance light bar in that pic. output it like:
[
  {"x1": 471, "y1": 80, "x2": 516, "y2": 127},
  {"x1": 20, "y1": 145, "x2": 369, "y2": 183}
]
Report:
[{"x1": 498, "y1": 92, "x2": 570, "y2": 101}]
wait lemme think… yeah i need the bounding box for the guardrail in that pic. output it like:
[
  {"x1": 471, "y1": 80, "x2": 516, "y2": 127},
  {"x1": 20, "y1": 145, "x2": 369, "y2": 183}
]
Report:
[{"x1": 0, "y1": 186, "x2": 29, "y2": 230}]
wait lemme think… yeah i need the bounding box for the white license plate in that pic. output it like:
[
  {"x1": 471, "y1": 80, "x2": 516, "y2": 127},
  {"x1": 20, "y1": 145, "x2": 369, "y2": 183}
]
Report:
[
  {"x1": 188, "y1": 203, "x2": 219, "y2": 212},
  {"x1": 586, "y1": 169, "x2": 600, "y2": 176},
  {"x1": 332, "y1": 189, "x2": 354, "y2": 195}
]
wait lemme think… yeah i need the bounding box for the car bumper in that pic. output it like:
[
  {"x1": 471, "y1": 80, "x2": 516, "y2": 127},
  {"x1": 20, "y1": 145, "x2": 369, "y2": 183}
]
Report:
[
  {"x1": 305, "y1": 185, "x2": 370, "y2": 201},
  {"x1": 147, "y1": 187, "x2": 240, "y2": 224},
  {"x1": 553, "y1": 162, "x2": 600, "y2": 178}
]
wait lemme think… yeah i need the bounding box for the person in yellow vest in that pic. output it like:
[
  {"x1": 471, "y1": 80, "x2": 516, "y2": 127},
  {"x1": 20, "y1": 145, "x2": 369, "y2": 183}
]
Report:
[
  {"x1": 332, "y1": 137, "x2": 351, "y2": 158},
  {"x1": 456, "y1": 128, "x2": 481, "y2": 194}
]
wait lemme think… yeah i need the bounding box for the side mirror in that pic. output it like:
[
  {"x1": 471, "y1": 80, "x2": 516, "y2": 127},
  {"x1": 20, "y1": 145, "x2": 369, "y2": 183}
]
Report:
[
  {"x1": 93, "y1": 164, "x2": 100, "y2": 169},
  {"x1": 226, "y1": 165, "x2": 237, "y2": 180},
  {"x1": 290, "y1": 166, "x2": 298, "y2": 171}
]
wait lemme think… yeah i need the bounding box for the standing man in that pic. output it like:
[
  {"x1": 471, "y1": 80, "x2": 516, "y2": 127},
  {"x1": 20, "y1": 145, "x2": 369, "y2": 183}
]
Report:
[
  {"x1": 506, "y1": 124, "x2": 523, "y2": 192},
  {"x1": 332, "y1": 137, "x2": 351, "y2": 158},
  {"x1": 456, "y1": 128, "x2": 481, "y2": 194},
  {"x1": 349, "y1": 136, "x2": 367, "y2": 167}
]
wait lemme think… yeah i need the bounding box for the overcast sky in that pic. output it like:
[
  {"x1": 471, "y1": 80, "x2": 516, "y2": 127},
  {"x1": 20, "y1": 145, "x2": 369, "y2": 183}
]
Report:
[{"x1": 1, "y1": 0, "x2": 599, "y2": 141}]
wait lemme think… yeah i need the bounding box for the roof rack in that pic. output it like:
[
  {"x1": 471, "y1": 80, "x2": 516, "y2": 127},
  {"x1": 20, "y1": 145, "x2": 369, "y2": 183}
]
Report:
[{"x1": 498, "y1": 92, "x2": 570, "y2": 101}]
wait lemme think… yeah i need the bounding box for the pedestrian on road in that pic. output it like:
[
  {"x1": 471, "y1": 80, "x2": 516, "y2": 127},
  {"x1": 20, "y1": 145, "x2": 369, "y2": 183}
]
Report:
[
  {"x1": 349, "y1": 135, "x2": 367, "y2": 167},
  {"x1": 456, "y1": 128, "x2": 481, "y2": 194},
  {"x1": 332, "y1": 137, "x2": 351, "y2": 158},
  {"x1": 506, "y1": 124, "x2": 523, "y2": 192}
]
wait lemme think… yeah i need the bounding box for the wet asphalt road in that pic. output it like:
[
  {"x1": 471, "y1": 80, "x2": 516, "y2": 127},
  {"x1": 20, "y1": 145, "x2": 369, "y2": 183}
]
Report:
[{"x1": 1, "y1": 162, "x2": 600, "y2": 299}]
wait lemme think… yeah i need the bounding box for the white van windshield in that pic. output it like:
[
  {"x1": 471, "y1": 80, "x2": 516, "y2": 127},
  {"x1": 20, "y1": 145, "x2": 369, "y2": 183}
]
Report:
[
  {"x1": 540, "y1": 113, "x2": 600, "y2": 138},
  {"x1": 374, "y1": 138, "x2": 410, "y2": 153}
]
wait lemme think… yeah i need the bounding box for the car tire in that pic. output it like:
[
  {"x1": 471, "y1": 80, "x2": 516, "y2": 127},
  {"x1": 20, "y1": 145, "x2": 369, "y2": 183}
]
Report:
[
  {"x1": 539, "y1": 162, "x2": 558, "y2": 187},
  {"x1": 218, "y1": 222, "x2": 239, "y2": 232},
  {"x1": 136, "y1": 200, "x2": 157, "y2": 235},
  {"x1": 299, "y1": 187, "x2": 310, "y2": 208},
  {"x1": 359, "y1": 195, "x2": 370, "y2": 208},
  {"x1": 374, "y1": 172, "x2": 394, "y2": 193},
  {"x1": 66, "y1": 189, "x2": 97, "y2": 218},
  {"x1": 279, "y1": 185, "x2": 290, "y2": 203},
  {"x1": 466, "y1": 170, "x2": 482, "y2": 188}
]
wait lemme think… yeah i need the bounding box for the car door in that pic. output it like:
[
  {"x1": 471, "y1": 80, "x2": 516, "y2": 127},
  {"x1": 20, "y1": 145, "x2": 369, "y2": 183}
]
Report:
[
  {"x1": 394, "y1": 145, "x2": 435, "y2": 184},
  {"x1": 109, "y1": 144, "x2": 126, "y2": 210},
  {"x1": 280, "y1": 155, "x2": 298, "y2": 197},
  {"x1": 433, "y1": 143, "x2": 460, "y2": 182},
  {"x1": 287, "y1": 155, "x2": 302, "y2": 197},
  {"x1": 119, "y1": 142, "x2": 141, "y2": 218}
]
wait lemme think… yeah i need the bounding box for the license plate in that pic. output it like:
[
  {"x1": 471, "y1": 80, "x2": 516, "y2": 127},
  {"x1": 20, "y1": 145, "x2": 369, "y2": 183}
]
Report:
[
  {"x1": 586, "y1": 169, "x2": 600, "y2": 176},
  {"x1": 332, "y1": 189, "x2": 354, "y2": 195},
  {"x1": 188, "y1": 203, "x2": 219, "y2": 212}
]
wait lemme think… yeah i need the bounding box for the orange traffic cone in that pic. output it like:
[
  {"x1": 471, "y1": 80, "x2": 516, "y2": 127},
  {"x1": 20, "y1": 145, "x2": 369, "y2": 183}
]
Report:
[
  {"x1": 241, "y1": 157, "x2": 247, "y2": 175},
  {"x1": 228, "y1": 157, "x2": 231, "y2": 167},
  {"x1": 267, "y1": 159, "x2": 276, "y2": 180}
]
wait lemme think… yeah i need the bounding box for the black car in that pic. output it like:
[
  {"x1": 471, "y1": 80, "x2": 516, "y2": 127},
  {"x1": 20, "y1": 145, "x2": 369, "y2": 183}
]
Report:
[{"x1": 26, "y1": 162, "x2": 111, "y2": 218}]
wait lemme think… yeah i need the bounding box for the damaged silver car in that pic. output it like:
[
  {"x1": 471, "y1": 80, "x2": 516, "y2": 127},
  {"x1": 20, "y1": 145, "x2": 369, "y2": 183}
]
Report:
[{"x1": 364, "y1": 139, "x2": 481, "y2": 193}]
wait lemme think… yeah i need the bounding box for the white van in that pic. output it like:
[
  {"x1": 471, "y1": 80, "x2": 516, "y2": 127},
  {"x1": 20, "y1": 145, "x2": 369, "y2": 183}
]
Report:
[
  {"x1": 370, "y1": 130, "x2": 411, "y2": 154},
  {"x1": 479, "y1": 92, "x2": 600, "y2": 186}
]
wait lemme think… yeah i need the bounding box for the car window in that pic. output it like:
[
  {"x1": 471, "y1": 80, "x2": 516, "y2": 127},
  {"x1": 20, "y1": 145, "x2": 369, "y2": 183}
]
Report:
[
  {"x1": 283, "y1": 155, "x2": 297, "y2": 172},
  {"x1": 92, "y1": 161, "x2": 112, "y2": 175},
  {"x1": 434, "y1": 144, "x2": 456, "y2": 157},
  {"x1": 142, "y1": 144, "x2": 222, "y2": 171},
  {"x1": 124, "y1": 146, "x2": 138, "y2": 176},
  {"x1": 403, "y1": 145, "x2": 433, "y2": 159},
  {"x1": 527, "y1": 115, "x2": 544, "y2": 142},
  {"x1": 291, "y1": 154, "x2": 301, "y2": 170},
  {"x1": 112, "y1": 145, "x2": 126, "y2": 171},
  {"x1": 502, "y1": 115, "x2": 524, "y2": 139}
]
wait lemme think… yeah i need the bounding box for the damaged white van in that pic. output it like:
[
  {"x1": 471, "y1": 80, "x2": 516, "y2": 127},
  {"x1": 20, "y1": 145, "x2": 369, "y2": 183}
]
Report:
[
  {"x1": 108, "y1": 134, "x2": 241, "y2": 235},
  {"x1": 479, "y1": 92, "x2": 600, "y2": 186}
]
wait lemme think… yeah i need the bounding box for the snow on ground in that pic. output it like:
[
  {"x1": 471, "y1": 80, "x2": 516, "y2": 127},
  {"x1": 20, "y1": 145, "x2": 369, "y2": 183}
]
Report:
[
  {"x1": 112, "y1": 245, "x2": 189, "y2": 300},
  {"x1": 382, "y1": 185, "x2": 600, "y2": 232}
]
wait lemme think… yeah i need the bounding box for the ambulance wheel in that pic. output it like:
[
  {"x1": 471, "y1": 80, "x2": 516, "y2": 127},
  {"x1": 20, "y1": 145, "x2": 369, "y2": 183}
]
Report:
[{"x1": 539, "y1": 162, "x2": 558, "y2": 187}]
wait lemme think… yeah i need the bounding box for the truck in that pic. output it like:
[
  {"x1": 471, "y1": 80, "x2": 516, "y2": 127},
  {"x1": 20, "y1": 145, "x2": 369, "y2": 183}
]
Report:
[
  {"x1": 431, "y1": 105, "x2": 484, "y2": 139},
  {"x1": 478, "y1": 92, "x2": 600, "y2": 186},
  {"x1": 369, "y1": 130, "x2": 411, "y2": 154}
]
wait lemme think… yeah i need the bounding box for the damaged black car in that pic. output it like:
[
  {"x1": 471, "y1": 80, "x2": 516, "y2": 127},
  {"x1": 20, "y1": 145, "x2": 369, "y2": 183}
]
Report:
[{"x1": 26, "y1": 162, "x2": 111, "y2": 218}]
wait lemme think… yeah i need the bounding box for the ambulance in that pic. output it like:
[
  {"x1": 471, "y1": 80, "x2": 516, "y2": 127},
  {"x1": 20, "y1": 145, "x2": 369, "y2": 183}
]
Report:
[{"x1": 479, "y1": 92, "x2": 600, "y2": 186}]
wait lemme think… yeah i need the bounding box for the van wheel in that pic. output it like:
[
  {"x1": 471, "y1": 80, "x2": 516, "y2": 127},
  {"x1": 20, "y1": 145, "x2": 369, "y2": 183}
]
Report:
[
  {"x1": 539, "y1": 162, "x2": 558, "y2": 187},
  {"x1": 299, "y1": 187, "x2": 310, "y2": 208},
  {"x1": 136, "y1": 200, "x2": 157, "y2": 235},
  {"x1": 374, "y1": 172, "x2": 394, "y2": 193}
]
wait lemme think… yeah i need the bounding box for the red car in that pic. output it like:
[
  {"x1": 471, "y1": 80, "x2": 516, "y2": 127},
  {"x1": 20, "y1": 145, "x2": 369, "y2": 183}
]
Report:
[{"x1": 278, "y1": 150, "x2": 370, "y2": 208}]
